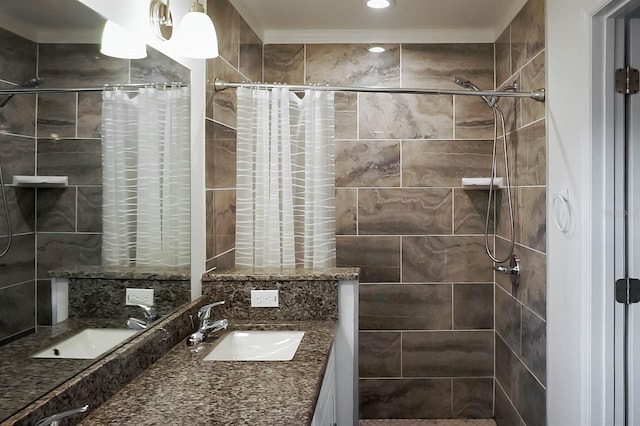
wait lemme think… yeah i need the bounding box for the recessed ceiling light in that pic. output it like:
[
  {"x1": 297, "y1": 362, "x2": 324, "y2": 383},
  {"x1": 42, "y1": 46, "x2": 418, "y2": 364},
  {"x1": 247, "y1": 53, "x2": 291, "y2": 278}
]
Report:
[
  {"x1": 369, "y1": 46, "x2": 386, "y2": 53},
  {"x1": 367, "y1": 0, "x2": 391, "y2": 9}
]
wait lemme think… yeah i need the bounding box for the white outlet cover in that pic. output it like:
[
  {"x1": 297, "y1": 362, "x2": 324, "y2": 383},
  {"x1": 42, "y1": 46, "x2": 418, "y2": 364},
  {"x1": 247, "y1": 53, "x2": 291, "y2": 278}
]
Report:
[
  {"x1": 251, "y1": 289, "x2": 279, "y2": 308},
  {"x1": 126, "y1": 288, "x2": 154, "y2": 306}
]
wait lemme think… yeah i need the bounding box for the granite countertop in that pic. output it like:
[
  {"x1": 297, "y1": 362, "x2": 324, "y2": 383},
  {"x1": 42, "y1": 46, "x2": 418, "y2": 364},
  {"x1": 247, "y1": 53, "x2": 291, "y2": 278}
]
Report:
[
  {"x1": 80, "y1": 320, "x2": 337, "y2": 425},
  {"x1": 49, "y1": 265, "x2": 191, "y2": 280},
  {"x1": 202, "y1": 267, "x2": 359, "y2": 282}
]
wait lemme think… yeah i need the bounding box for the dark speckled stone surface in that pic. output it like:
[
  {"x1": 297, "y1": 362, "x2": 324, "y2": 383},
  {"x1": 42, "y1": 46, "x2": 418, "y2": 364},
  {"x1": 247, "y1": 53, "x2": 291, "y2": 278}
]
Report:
[
  {"x1": 79, "y1": 321, "x2": 336, "y2": 426},
  {"x1": 50, "y1": 265, "x2": 190, "y2": 280},
  {"x1": 202, "y1": 267, "x2": 359, "y2": 282}
]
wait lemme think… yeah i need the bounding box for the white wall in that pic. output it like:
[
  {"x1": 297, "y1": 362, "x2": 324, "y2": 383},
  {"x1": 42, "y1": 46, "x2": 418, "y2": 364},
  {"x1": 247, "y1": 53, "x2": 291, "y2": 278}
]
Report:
[
  {"x1": 547, "y1": 0, "x2": 620, "y2": 424},
  {"x1": 79, "y1": 0, "x2": 207, "y2": 300}
]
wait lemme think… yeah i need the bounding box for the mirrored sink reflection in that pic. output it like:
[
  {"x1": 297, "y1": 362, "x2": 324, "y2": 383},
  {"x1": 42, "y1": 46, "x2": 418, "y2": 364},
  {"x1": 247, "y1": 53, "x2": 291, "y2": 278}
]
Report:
[
  {"x1": 32, "y1": 329, "x2": 138, "y2": 360},
  {"x1": 203, "y1": 331, "x2": 305, "y2": 361}
]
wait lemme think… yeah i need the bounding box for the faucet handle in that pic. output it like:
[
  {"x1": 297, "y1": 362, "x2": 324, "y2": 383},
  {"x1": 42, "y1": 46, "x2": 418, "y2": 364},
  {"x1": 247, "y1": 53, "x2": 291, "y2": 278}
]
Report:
[
  {"x1": 133, "y1": 303, "x2": 157, "y2": 322},
  {"x1": 198, "y1": 300, "x2": 225, "y2": 320},
  {"x1": 36, "y1": 405, "x2": 89, "y2": 426}
]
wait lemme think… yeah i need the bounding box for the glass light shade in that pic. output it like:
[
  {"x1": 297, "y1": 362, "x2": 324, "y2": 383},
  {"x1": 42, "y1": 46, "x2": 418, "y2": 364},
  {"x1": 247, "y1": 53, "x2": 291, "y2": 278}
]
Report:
[
  {"x1": 366, "y1": 0, "x2": 391, "y2": 8},
  {"x1": 100, "y1": 20, "x2": 147, "y2": 59},
  {"x1": 173, "y1": 10, "x2": 219, "y2": 59},
  {"x1": 369, "y1": 46, "x2": 386, "y2": 53}
]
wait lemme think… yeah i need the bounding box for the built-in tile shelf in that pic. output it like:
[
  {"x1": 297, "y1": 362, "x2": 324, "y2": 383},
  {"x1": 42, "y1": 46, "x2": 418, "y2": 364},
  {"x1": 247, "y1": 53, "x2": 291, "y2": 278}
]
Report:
[
  {"x1": 12, "y1": 175, "x2": 68, "y2": 188},
  {"x1": 461, "y1": 177, "x2": 504, "y2": 190}
]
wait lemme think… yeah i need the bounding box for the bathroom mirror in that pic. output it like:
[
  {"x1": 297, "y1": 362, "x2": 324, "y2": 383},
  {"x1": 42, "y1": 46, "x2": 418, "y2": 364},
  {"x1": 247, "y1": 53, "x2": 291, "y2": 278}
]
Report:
[{"x1": 0, "y1": 0, "x2": 192, "y2": 421}]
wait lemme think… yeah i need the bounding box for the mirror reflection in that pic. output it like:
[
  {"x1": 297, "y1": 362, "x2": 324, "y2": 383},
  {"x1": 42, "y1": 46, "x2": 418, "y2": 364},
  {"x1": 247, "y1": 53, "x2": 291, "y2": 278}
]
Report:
[{"x1": 0, "y1": 0, "x2": 191, "y2": 421}]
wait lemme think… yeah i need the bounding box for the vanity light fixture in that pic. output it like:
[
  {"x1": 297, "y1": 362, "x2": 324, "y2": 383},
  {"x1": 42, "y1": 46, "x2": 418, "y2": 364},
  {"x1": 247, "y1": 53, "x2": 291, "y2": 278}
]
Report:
[
  {"x1": 149, "y1": 0, "x2": 174, "y2": 41},
  {"x1": 172, "y1": 0, "x2": 219, "y2": 59},
  {"x1": 100, "y1": 20, "x2": 147, "y2": 59},
  {"x1": 368, "y1": 46, "x2": 386, "y2": 53},
  {"x1": 366, "y1": 0, "x2": 392, "y2": 9}
]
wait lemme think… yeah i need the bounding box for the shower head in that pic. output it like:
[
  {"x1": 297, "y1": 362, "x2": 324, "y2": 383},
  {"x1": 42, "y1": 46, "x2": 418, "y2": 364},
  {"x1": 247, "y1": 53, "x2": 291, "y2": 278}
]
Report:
[
  {"x1": 451, "y1": 76, "x2": 497, "y2": 108},
  {"x1": 0, "y1": 76, "x2": 44, "y2": 107}
]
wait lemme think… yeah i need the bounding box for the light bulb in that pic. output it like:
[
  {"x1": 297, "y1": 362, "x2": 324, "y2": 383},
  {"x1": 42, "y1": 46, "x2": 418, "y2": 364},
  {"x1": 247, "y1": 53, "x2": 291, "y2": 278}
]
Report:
[
  {"x1": 369, "y1": 46, "x2": 386, "y2": 53},
  {"x1": 100, "y1": 20, "x2": 147, "y2": 59},
  {"x1": 367, "y1": 0, "x2": 391, "y2": 9}
]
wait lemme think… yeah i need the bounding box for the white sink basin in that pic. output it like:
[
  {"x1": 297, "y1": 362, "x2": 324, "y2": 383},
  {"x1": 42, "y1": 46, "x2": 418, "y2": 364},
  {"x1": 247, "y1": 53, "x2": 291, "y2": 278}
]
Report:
[
  {"x1": 32, "y1": 328, "x2": 138, "y2": 359},
  {"x1": 203, "y1": 330, "x2": 305, "y2": 361}
]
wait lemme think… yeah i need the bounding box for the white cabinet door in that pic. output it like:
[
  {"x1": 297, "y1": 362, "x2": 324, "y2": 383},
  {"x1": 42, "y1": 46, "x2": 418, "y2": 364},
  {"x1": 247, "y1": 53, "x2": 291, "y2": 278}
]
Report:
[{"x1": 312, "y1": 345, "x2": 336, "y2": 426}]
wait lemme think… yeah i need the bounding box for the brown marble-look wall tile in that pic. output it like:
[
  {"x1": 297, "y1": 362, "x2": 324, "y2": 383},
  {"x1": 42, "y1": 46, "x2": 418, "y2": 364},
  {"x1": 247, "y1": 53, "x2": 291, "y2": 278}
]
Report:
[
  {"x1": 497, "y1": 78, "x2": 520, "y2": 135},
  {"x1": 359, "y1": 283, "x2": 452, "y2": 330},
  {"x1": 454, "y1": 189, "x2": 491, "y2": 235},
  {"x1": 359, "y1": 379, "x2": 451, "y2": 419},
  {"x1": 208, "y1": 0, "x2": 240, "y2": 68},
  {"x1": 0, "y1": 188, "x2": 35, "y2": 236},
  {"x1": 36, "y1": 233, "x2": 101, "y2": 279},
  {"x1": 335, "y1": 92, "x2": 357, "y2": 139},
  {"x1": 495, "y1": 382, "x2": 522, "y2": 426},
  {"x1": 454, "y1": 283, "x2": 493, "y2": 330},
  {"x1": 517, "y1": 187, "x2": 546, "y2": 252},
  {"x1": 130, "y1": 47, "x2": 190, "y2": 84},
  {"x1": 495, "y1": 333, "x2": 516, "y2": 397},
  {"x1": 0, "y1": 27, "x2": 37, "y2": 85},
  {"x1": 358, "y1": 188, "x2": 452, "y2": 235},
  {"x1": 0, "y1": 134, "x2": 35, "y2": 180},
  {"x1": 37, "y1": 93, "x2": 76, "y2": 139},
  {"x1": 306, "y1": 44, "x2": 400, "y2": 87},
  {"x1": 37, "y1": 279, "x2": 52, "y2": 326},
  {"x1": 0, "y1": 234, "x2": 36, "y2": 288},
  {"x1": 522, "y1": 307, "x2": 546, "y2": 385},
  {"x1": 0, "y1": 281, "x2": 35, "y2": 342},
  {"x1": 38, "y1": 44, "x2": 128, "y2": 87},
  {"x1": 495, "y1": 26, "x2": 512, "y2": 88},
  {"x1": 37, "y1": 139, "x2": 102, "y2": 185},
  {"x1": 495, "y1": 180, "x2": 519, "y2": 242},
  {"x1": 496, "y1": 286, "x2": 522, "y2": 353},
  {"x1": 335, "y1": 140, "x2": 400, "y2": 187},
  {"x1": 403, "y1": 330, "x2": 493, "y2": 377},
  {"x1": 360, "y1": 93, "x2": 453, "y2": 139},
  {"x1": 77, "y1": 187, "x2": 102, "y2": 233},
  {"x1": 207, "y1": 249, "x2": 235, "y2": 272},
  {"x1": 403, "y1": 236, "x2": 492, "y2": 283},
  {"x1": 520, "y1": 52, "x2": 545, "y2": 126},
  {"x1": 264, "y1": 45, "x2": 305, "y2": 84},
  {"x1": 238, "y1": 18, "x2": 262, "y2": 82},
  {"x1": 0, "y1": 82, "x2": 36, "y2": 137},
  {"x1": 208, "y1": 57, "x2": 244, "y2": 128},
  {"x1": 515, "y1": 361, "x2": 546, "y2": 426},
  {"x1": 336, "y1": 236, "x2": 399, "y2": 283},
  {"x1": 495, "y1": 238, "x2": 546, "y2": 319},
  {"x1": 511, "y1": 0, "x2": 545, "y2": 72},
  {"x1": 455, "y1": 96, "x2": 494, "y2": 139},
  {"x1": 36, "y1": 187, "x2": 76, "y2": 232},
  {"x1": 77, "y1": 92, "x2": 102, "y2": 138},
  {"x1": 402, "y1": 44, "x2": 494, "y2": 90},
  {"x1": 359, "y1": 332, "x2": 401, "y2": 377},
  {"x1": 206, "y1": 190, "x2": 214, "y2": 261},
  {"x1": 205, "y1": 120, "x2": 236, "y2": 189},
  {"x1": 335, "y1": 188, "x2": 356, "y2": 235},
  {"x1": 213, "y1": 189, "x2": 236, "y2": 256},
  {"x1": 452, "y1": 378, "x2": 494, "y2": 418},
  {"x1": 402, "y1": 140, "x2": 492, "y2": 187},
  {"x1": 514, "y1": 120, "x2": 546, "y2": 186}
]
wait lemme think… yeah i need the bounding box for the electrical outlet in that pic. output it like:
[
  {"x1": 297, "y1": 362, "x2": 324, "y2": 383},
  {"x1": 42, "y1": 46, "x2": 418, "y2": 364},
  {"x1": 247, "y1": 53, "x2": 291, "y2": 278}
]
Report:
[
  {"x1": 126, "y1": 288, "x2": 154, "y2": 306},
  {"x1": 251, "y1": 289, "x2": 279, "y2": 308}
]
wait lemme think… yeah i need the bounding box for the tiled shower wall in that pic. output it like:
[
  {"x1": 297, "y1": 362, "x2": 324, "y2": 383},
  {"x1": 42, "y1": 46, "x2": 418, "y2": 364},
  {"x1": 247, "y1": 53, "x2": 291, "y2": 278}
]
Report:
[
  {"x1": 206, "y1": 0, "x2": 546, "y2": 422},
  {"x1": 493, "y1": 0, "x2": 547, "y2": 425},
  {"x1": 0, "y1": 28, "x2": 188, "y2": 343}
]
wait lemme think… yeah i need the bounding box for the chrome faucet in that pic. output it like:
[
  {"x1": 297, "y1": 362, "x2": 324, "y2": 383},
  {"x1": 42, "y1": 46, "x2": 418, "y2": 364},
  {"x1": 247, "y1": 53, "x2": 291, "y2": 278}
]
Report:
[
  {"x1": 36, "y1": 405, "x2": 89, "y2": 426},
  {"x1": 127, "y1": 303, "x2": 158, "y2": 330},
  {"x1": 187, "y1": 301, "x2": 228, "y2": 346}
]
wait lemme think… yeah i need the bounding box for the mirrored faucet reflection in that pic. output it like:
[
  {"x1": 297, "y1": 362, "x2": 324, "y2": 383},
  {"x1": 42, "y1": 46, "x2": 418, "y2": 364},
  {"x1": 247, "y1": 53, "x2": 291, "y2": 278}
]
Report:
[
  {"x1": 187, "y1": 301, "x2": 228, "y2": 346},
  {"x1": 126, "y1": 303, "x2": 158, "y2": 330},
  {"x1": 35, "y1": 404, "x2": 89, "y2": 426}
]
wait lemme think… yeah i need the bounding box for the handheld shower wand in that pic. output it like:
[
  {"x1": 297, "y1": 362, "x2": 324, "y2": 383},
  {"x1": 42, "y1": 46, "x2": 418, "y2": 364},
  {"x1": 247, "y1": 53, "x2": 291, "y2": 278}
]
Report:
[{"x1": 451, "y1": 76, "x2": 498, "y2": 108}]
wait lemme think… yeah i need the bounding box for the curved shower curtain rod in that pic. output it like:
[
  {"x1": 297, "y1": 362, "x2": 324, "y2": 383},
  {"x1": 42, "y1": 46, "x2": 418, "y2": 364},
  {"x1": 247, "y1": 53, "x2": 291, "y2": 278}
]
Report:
[{"x1": 213, "y1": 79, "x2": 546, "y2": 103}]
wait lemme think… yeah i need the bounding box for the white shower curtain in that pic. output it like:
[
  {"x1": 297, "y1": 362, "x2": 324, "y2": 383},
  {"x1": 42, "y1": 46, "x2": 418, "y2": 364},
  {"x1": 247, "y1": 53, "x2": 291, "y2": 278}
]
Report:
[
  {"x1": 101, "y1": 87, "x2": 190, "y2": 266},
  {"x1": 236, "y1": 87, "x2": 336, "y2": 269}
]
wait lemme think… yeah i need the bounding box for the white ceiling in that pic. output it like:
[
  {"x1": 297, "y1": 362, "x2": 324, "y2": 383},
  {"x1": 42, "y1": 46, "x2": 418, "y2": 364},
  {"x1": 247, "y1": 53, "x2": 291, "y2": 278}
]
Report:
[
  {"x1": 0, "y1": 0, "x2": 527, "y2": 45},
  {"x1": 230, "y1": 0, "x2": 528, "y2": 44},
  {"x1": 0, "y1": 0, "x2": 105, "y2": 43}
]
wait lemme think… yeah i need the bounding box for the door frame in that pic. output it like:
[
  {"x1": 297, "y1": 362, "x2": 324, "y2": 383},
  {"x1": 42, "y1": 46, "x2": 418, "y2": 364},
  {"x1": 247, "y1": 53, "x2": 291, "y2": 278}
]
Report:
[{"x1": 591, "y1": 1, "x2": 640, "y2": 424}]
